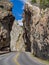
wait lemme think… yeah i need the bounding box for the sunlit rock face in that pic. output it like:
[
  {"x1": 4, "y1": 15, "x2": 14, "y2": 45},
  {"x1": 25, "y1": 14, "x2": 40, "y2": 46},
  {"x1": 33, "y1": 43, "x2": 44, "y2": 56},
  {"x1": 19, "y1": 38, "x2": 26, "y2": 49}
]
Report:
[
  {"x1": 0, "y1": 0, "x2": 15, "y2": 51},
  {"x1": 10, "y1": 20, "x2": 25, "y2": 51},
  {"x1": 23, "y1": 3, "x2": 49, "y2": 59}
]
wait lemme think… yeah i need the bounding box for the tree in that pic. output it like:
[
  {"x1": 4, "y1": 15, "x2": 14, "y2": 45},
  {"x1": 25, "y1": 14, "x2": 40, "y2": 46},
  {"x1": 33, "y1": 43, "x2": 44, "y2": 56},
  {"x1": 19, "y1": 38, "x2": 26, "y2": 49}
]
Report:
[
  {"x1": 31, "y1": 0, "x2": 36, "y2": 3},
  {"x1": 31, "y1": 0, "x2": 49, "y2": 9},
  {"x1": 40, "y1": 0, "x2": 49, "y2": 9}
]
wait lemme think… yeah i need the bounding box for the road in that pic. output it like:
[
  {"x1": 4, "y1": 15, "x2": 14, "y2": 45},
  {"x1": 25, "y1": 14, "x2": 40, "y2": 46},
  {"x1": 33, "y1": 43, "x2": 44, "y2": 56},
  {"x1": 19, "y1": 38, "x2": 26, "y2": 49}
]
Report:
[{"x1": 0, "y1": 52, "x2": 45, "y2": 65}]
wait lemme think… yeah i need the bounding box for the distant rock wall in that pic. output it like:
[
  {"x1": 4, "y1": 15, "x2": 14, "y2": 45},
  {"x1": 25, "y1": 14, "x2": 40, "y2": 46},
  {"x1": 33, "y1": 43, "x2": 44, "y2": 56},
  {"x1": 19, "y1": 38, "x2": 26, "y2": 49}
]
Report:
[
  {"x1": 23, "y1": 3, "x2": 49, "y2": 59},
  {"x1": 10, "y1": 21, "x2": 25, "y2": 51}
]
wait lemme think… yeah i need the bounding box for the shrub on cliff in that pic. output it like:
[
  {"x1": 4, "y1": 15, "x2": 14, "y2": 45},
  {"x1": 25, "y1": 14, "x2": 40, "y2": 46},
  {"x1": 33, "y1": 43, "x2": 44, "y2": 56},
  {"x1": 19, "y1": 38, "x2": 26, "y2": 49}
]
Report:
[
  {"x1": 31, "y1": 0, "x2": 36, "y2": 3},
  {"x1": 31, "y1": 0, "x2": 49, "y2": 9}
]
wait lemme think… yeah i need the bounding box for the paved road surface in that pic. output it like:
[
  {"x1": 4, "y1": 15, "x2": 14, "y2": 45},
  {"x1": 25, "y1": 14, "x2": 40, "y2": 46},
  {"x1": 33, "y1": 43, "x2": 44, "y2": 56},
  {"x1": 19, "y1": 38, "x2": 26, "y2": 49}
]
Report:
[{"x1": 0, "y1": 52, "x2": 44, "y2": 65}]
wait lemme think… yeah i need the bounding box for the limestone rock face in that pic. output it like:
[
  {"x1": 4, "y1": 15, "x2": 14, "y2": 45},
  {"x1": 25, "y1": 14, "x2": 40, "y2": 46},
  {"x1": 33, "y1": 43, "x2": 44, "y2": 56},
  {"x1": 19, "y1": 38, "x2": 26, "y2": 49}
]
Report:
[
  {"x1": 23, "y1": 3, "x2": 49, "y2": 59},
  {"x1": 10, "y1": 20, "x2": 25, "y2": 51},
  {"x1": 0, "y1": 0, "x2": 15, "y2": 51}
]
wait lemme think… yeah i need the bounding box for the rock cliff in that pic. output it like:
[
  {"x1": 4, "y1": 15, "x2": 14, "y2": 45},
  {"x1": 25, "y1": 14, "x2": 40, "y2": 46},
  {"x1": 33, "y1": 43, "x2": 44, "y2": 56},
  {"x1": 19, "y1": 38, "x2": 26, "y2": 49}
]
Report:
[
  {"x1": 10, "y1": 20, "x2": 24, "y2": 51},
  {"x1": 0, "y1": 0, "x2": 24, "y2": 52},
  {"x1": 0, "y1": 0, "x2": 15, "y2": 51},
  {"x1": 23, "y1": 3, "x2": 49, "y2": 59}
]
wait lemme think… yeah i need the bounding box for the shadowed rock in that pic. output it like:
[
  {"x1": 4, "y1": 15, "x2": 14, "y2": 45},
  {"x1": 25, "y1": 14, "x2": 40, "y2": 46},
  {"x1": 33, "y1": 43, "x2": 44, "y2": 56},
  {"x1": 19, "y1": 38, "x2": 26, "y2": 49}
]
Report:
[
  {"x1": 23, "y1": 3, "x2": 49, "y2": 59},
  {"x1": 0, "y1": 0, "x2": 15, "y2": 51}
]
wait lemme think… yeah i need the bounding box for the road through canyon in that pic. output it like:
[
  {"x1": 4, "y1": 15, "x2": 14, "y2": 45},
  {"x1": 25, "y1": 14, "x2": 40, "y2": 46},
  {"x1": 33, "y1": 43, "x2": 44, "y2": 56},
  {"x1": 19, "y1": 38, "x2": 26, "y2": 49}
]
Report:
[{"x1": 0, "y1": 52, "x2": 44, "y2": 65}]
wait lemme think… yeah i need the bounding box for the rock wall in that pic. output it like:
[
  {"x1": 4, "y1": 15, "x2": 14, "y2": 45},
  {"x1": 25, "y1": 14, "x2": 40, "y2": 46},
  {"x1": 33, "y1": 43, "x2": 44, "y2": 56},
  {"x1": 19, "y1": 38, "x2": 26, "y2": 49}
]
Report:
[
  {"x1": 0, "y1": 0, "x2": 15, "y2": 51},
  {"x1": 10, "y1": 20, "x2": 25, "y2": 51},
  {"x1": 0, "y1": 0, "x2": 24, "y2": 52},
  {"x1": 23, "y1": 3, "x2": 49, "y2": 59}
]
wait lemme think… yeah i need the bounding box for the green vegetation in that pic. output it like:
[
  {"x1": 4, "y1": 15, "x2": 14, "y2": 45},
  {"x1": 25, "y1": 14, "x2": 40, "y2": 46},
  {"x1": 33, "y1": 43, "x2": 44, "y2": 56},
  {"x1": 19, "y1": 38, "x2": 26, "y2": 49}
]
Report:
[
  {"x1": 31, "y1": 0, "x2": 36, "y2": 3},
  {"x1": 31, "y1": 0, "x2": 49, "y2": 9},
  {"x1": 40, "y1": 0, "x2": 49, "y2": 9}
]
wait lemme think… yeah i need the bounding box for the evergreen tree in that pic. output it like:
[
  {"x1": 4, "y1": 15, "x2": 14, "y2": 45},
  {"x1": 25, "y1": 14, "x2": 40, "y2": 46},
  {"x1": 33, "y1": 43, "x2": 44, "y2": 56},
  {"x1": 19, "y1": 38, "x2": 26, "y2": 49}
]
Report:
[
  {"x1": 31, "y1": 0, "x2": 36, "y2": 3},
  {"x1": 40, "y1": 0, "x2": 49, "y2": 8},
  {"x1": 31, "y1": 0, "x2": 49, "y2": 9}
]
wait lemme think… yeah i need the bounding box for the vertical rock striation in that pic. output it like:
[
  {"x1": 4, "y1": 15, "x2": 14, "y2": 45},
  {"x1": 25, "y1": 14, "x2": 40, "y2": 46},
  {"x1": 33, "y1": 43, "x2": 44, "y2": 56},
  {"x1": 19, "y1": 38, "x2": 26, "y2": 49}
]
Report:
[{"x1": 23, "y1": 3, "x2": 49, "y2": 59}]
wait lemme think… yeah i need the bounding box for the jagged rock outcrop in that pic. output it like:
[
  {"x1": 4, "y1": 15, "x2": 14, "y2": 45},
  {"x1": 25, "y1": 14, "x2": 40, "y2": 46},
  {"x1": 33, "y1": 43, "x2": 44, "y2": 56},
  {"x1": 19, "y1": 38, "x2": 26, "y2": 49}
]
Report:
[
  {"x1": 23, "y1": 3, "x2": 49, "y2": 59},
  {"x1": 10, "y1": 20, "x2": 25, "y2": 51},
  {"x1": 0, "y1": 0, "x2": 15, "y2": 51}
]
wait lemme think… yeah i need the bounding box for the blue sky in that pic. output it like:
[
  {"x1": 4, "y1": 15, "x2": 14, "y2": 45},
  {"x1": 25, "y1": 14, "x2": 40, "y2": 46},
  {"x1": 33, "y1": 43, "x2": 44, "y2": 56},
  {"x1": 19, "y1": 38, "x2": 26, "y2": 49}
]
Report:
[{"x1": 10, "y1": 0, "x2": 25, "y2": 20}]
